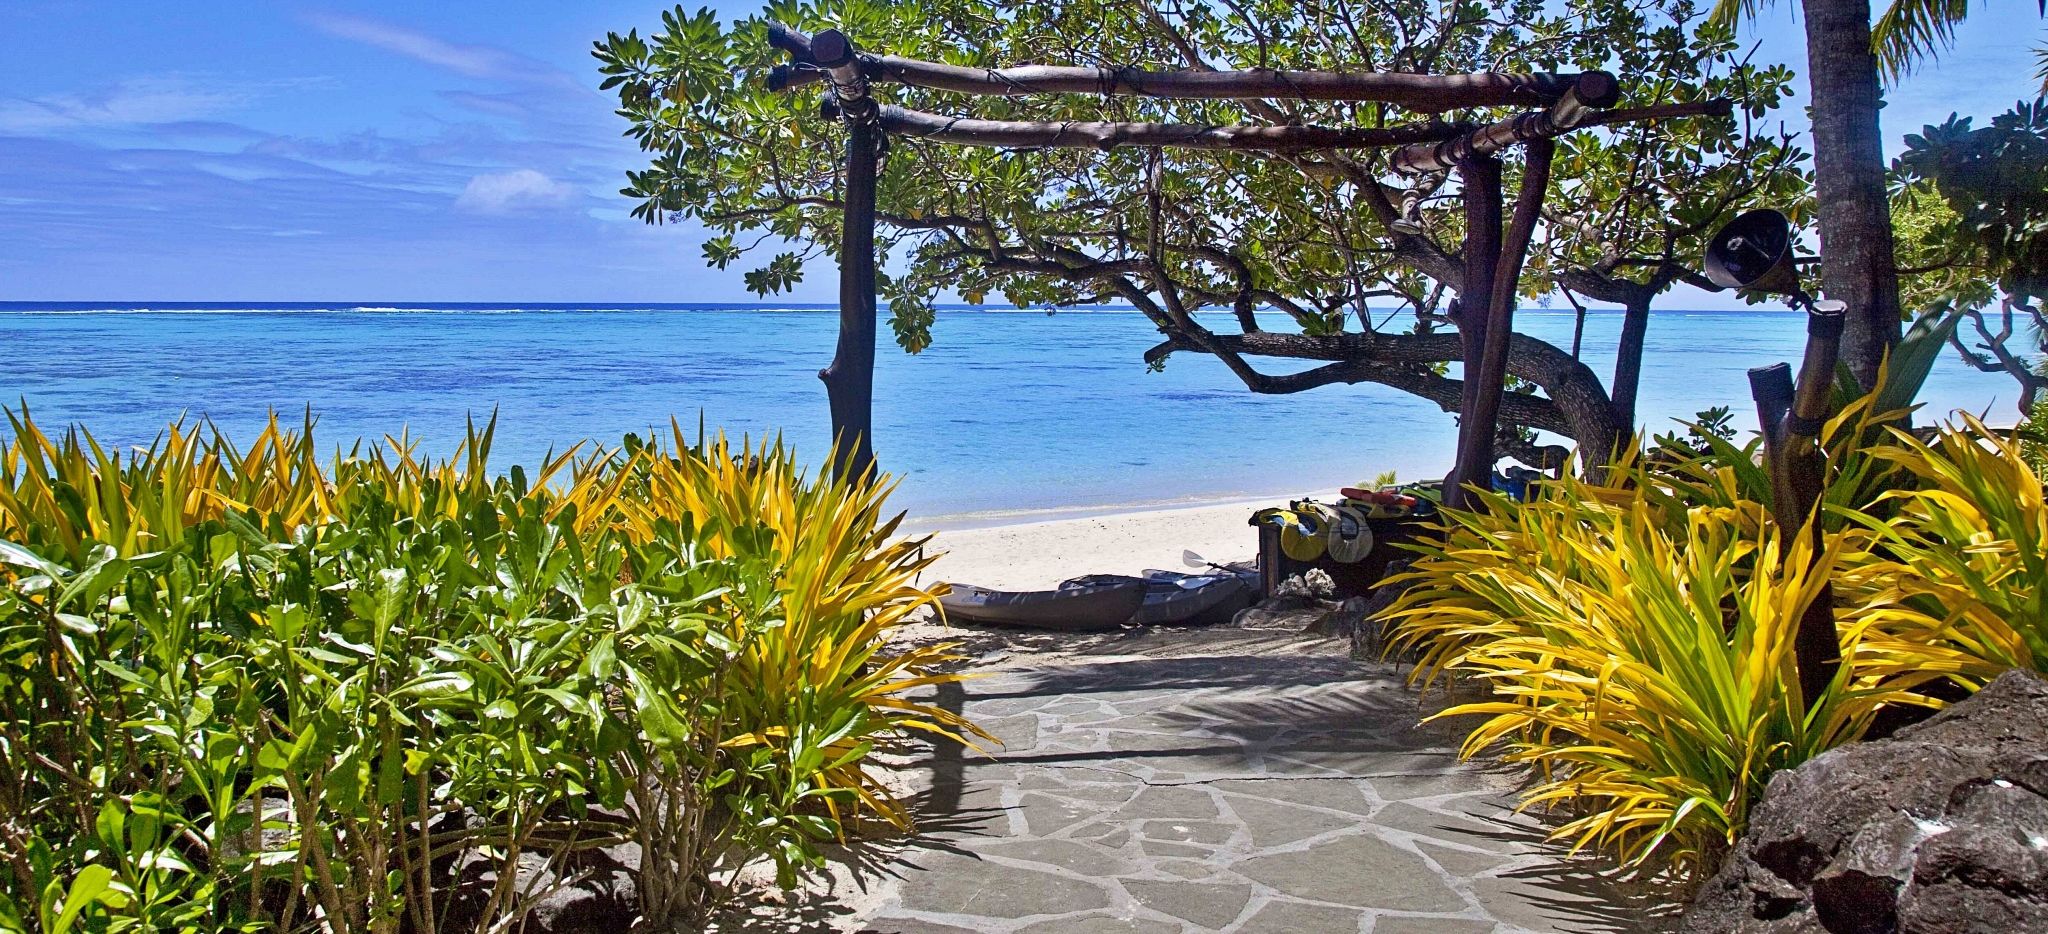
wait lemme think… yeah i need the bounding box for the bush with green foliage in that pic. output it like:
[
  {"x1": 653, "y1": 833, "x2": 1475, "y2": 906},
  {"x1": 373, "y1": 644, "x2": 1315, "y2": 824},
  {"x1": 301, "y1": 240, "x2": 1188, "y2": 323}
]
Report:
[
  {"x1": 1380, "y1": 389, "x2": 2037, "y2": 880},
  {"x1": 0, "y1": 413, "x2": 977, "y2": 932},
  {"x1": 1847, "y1": 414, "x2": 2048, "y2": 676}
]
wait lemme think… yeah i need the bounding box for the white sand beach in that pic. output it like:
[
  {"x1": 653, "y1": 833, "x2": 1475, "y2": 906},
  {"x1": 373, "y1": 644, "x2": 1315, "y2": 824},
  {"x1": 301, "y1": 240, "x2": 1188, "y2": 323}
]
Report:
[{"x1": 909, "y1": 496, "x2": 1291, "y2": 592}]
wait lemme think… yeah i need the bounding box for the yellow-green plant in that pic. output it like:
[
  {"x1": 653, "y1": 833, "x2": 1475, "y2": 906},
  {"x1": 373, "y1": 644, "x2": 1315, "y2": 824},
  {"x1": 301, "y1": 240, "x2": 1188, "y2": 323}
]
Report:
[
  {"x1": 0, "y1": 411, "x2": 976, "y2": 932},
  {"x1": 625, "y1": 431, "x2": 974, "y2": 825},
  {"x1": 1377, "y1": 409, "x2": 2014, "y2": 878},
  {"x1": 1845, "y1": 414, "x2": 2048, "y2": 675},
  {"x1": 1398, "y1": 492, "x2": 1974, "y2": 875}
]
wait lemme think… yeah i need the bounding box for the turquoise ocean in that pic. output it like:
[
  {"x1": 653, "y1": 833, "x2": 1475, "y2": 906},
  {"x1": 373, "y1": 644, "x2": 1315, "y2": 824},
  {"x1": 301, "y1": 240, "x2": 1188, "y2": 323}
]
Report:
[{"x1": 0, "y1": 303, "x2": 2021, "y2": 522}]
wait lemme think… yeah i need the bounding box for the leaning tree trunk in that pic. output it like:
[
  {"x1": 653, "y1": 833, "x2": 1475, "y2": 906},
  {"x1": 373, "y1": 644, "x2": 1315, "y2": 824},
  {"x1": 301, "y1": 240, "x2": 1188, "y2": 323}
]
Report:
[
  {"x1": 1801, "y1": 0, "x2": 1902, "y2": 391},
  {"x1": 1445, "y1": 156, "x2": 1504, "y2": 508},
  {"x1": 823, "y1": 118, "x2": 880, "y2": 479},
  {"x1": 1610, "y1": 291, "x2": 1653, "y2": 431}
]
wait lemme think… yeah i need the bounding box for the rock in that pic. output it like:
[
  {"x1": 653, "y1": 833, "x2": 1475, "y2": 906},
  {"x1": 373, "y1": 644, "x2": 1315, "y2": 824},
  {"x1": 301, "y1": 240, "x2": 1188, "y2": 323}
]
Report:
[
  {"x1": 439, "y1": 841, "x2": 643, "y2": 934},
  {"x1": 1348, "y1": 556, "x2": 1415, "y2": 659},
  {"x1": 1683, "y1": 669, "x2": 2048, "y2": 934},
  {"x1": 524, "y1": 849, "x2": 639, "y2": 934},
  {"x1": 1304, "y1": 595, "x2": 1371, "y2": 637},
  {"x1": 1231, "y1": 597, "x2": 1332, "y2": 631}
]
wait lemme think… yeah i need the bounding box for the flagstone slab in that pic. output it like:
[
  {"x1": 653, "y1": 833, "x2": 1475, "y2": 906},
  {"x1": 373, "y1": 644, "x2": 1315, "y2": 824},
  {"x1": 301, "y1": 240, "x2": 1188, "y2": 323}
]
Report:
[
  {"x1": 852, "y1": 637, "x2": 1675, "y2": 933},
  {"x1": 1232, "y1": 834, "x2": 1465, "y2": 912}
]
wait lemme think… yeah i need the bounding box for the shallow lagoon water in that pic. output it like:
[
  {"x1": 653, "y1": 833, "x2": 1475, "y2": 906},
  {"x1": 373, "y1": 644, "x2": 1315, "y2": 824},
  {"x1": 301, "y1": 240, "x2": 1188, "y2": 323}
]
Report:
[{"x1": 0, "y1": 303, "x2": 2020, "y2": 519}]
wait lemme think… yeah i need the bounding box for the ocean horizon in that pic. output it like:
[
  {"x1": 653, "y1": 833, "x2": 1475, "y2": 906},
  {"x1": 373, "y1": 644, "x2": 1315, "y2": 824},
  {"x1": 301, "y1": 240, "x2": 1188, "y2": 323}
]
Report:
[{"x1": 1, "y1": 302, "x2": 2021, "y2": 522}]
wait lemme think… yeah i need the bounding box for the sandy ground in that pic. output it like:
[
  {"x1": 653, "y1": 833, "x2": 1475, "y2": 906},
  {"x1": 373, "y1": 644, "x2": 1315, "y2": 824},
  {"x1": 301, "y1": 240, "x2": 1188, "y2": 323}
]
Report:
[
  {"x1": 907, "y1": 496, "x2": 1289, "y2": 592},
  {"x1": 874, "y1": 496, "x2": 1308, "y2": 671}
]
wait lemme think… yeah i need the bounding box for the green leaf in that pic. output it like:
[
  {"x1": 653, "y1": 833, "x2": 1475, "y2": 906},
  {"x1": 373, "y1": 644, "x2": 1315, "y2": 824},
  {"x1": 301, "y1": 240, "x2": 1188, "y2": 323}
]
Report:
[{"x1": 46, "y1": 865, "x2": 114, "y2": 934}]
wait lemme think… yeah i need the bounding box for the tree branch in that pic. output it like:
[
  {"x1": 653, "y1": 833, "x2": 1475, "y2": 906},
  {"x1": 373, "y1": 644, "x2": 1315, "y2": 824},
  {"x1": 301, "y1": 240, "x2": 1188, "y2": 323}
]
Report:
[
  {"x1": 767, "y1": 25, "x2": 1597, "y2": 112},
  {"x1": 869, "y1": 104, "x2": 1460, "y2": 151}
]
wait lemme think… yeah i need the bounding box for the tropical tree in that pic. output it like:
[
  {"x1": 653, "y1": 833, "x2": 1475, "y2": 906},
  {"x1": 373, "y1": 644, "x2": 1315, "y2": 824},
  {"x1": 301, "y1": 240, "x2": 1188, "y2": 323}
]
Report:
[
  {"x1": 1533, "y1": 68, "x2": 1808, "y2": 432},
  {"x1": 1893, "y1": 98, "x2": 2048, "y2": 416},
  {"x1": 598, "y1": 0, "x2": 1801, "y2": 472},
  {"x1": 1709, "y1": 0, "x2": 2046, "y2": 393}
]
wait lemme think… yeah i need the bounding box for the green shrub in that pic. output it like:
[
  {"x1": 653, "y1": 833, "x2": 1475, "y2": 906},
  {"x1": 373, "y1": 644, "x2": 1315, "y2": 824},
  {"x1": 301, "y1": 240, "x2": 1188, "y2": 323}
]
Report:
[
  {"x1": 0, "y1": 412, "x2": 975, "y2": 932},
  {"x1": 1844, "y1": 414, "x2": 2048, "y2": 676},
  {"x1": 1378, "y1": 406, "x2": 2023, "y2": 880}
]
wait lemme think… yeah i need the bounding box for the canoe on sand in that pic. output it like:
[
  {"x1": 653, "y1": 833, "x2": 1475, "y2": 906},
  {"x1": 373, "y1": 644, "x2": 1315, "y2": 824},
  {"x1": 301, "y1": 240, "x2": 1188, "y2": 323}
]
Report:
[
  {"x1": 1063, "y1": 571, "x2": 1255, "y2": 626},
  {"x1": 938, "y1": 578, "x2": 1148, "y2": 631}
]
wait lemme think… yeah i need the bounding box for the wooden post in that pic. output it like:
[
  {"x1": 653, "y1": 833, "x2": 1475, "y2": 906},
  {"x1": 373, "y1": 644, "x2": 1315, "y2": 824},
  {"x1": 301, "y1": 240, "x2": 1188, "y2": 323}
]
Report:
[
  {"x1": 806, "y1": 29, "x2": 882, "y2": 480},
  {"x1": 1457, "y1": 139, "x2": 1555, "y2": 504},
  {"x1": 1748, "y1": 303, "x2": 1847, "y2": 710},
  {"x1": 825, "y1": 114, "x2": 881, "y2": 480}
]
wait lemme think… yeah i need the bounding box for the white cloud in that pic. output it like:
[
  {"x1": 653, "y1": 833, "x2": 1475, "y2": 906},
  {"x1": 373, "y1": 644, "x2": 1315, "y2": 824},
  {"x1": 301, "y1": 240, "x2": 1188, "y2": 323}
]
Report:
[
  {"x1": 454, "y1": 169, "x2": 576, "y2": 214},
  {"x1": 305, "y1": 12, "x2": 548, "y2": 83},
  {"x1": 0, "y1": 76, "x2": 248, "y2": 132}
]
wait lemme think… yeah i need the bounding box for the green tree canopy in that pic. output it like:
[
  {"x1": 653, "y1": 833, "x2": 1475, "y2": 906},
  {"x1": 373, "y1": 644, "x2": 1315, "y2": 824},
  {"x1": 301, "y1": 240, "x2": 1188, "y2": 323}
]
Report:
[
  {"x1": 1894, "y1": 98, "x2": 2048, "y2": 414},
  {"x1": 596, "y1": 0, "x2": 1805, "y2": 465}
]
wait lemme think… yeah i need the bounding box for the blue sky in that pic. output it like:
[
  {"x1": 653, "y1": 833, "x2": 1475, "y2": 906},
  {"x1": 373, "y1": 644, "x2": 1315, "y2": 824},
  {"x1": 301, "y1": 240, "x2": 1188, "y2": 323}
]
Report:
[{"x1": 0, "y1": 2, "x2": 2042, "y2": 306}]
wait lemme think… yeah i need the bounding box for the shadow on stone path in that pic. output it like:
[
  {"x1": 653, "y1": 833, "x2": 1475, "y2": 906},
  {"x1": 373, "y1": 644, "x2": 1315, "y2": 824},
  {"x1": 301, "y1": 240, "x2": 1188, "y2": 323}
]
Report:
[{"x1": 852, "y1": 633, "x2": 1676, "y2": 934}]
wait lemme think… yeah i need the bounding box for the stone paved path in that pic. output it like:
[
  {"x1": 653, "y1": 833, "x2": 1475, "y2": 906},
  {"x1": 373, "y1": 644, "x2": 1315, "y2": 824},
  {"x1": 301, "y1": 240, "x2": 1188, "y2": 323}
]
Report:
[{"x1": 851, "y1": 634, "x2": 1671, "y2": 934}]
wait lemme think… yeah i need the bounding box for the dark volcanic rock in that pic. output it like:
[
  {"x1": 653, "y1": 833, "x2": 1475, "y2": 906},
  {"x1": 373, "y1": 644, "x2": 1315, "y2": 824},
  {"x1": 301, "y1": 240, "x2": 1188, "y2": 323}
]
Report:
[{"x1": 1683, "y1": 669, "x2": 2048, "y2": 934}]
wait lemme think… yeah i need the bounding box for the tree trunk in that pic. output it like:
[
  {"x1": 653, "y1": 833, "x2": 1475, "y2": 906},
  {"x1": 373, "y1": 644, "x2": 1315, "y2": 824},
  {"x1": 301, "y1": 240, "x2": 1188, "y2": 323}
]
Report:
[
  {"x1": 1459, "y1": 141, "x2": 1554, "y2": 504},
  {"x1": 1801, "y1": 0, "x2": 1902, "y2": 391},
  {"x1": 1610, "y1": 291, "x2": 1652, "y2": 431},
  {"x1": 822, "y1": 119, "x2": 880, "y2": 479},
  {"x1": 1446, "y1": 156, "x2": 1504, "y2": 509}
]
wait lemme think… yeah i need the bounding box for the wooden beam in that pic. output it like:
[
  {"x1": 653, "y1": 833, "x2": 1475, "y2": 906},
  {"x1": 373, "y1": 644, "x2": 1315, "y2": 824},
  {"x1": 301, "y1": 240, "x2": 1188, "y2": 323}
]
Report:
[
  {"x1": 1391, "y1": 98, "x2": 1732, "y2": 175},
  {"x1": 855, "y1": 103, "x2": 1462, "y2": 151},
  {"x1": 1391, "y1": 73, "x2": 1618, "y2": 174},
  {"x1": 766, "y1": 22, "x2": 1596, "y2": 113}
]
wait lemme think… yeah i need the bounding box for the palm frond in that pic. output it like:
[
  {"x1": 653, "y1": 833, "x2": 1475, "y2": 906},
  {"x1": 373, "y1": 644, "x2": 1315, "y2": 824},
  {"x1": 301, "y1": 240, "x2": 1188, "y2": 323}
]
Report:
[
  {"x1": 1706, "y1": 0, "x2": 1783, "y2": 32},
  {"x1": 1872, "y1": 0, "x2": 1972, "y2": 81}
]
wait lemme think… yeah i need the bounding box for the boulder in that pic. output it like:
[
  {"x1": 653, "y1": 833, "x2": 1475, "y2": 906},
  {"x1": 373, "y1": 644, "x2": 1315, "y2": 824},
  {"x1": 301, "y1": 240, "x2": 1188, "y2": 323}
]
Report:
[{"x1": 1683, "y1": 669, "x2": 2048, "y2": 933}]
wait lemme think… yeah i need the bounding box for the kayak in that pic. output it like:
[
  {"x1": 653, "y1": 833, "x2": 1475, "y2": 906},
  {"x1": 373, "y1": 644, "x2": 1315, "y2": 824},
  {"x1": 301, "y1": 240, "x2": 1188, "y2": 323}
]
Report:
[
  {"x1": 1062, "y1": 570, "x2": 1257, "y2": 626},
  {"x1": 938, "y1": 577, "x2": 1148, "y2": 631}
]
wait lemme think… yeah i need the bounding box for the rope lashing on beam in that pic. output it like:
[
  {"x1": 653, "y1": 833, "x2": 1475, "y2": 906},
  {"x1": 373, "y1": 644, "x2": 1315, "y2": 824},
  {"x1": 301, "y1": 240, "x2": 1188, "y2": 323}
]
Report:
[
  {"x1": 764, "y1": 23, "x2": 1594, "y2": 113},
  {"x1": 1390, "y1": 72, "x2": 1618, "y2": 174}
]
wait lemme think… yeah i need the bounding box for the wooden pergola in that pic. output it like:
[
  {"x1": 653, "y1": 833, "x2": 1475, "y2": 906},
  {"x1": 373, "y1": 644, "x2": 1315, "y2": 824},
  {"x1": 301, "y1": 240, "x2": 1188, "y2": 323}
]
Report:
[{"x1": 765, "y1": 24, "x2": 1727, "y2": 505}]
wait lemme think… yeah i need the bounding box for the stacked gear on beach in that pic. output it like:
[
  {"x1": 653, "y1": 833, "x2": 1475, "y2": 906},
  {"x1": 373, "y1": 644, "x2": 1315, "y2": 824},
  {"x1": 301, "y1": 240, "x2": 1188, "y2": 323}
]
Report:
[
  {"x1": 1251, "y1": 499, "x2": 1375, "y2": 564},
  {"x1": 1252, "y1": 478, "x2": 1445, "y2": 568},
  {"x1": 1337, "y1": 486, "x2": 1438, "y2": 519},
  {"x1": 1253, "y1": 502, "x2": 1330, "y2": 561}
]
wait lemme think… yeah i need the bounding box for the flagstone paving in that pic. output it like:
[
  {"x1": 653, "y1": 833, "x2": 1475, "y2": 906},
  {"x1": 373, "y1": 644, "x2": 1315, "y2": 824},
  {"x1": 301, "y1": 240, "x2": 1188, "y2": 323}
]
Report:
[{"x1": 852, "y1": 633, "x2": 1674, "y2": 934}]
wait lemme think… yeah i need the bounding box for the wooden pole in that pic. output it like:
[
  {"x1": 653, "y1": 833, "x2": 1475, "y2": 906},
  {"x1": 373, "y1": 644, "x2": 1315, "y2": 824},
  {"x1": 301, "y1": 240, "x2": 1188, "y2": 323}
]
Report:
[
  {"x1": 1455, "y1": 139, "x2": 1555, "y2": 502},
  {"x1": 1748, "y1": 302, "x2": 1847, "y2": 710},
  {"x1": 810, "y1": 29, "x2": 881, "y2": 479},
  {"x1": 866, "y1": 104, "x2": 1459, "y2": 151},
  {"x1": 765, "y1": 32, "x2": 1600, "y2": 113},
  {"x1": 1784, "y1": 306, "x2": 1845, "y2": 708},
  {"x1": 1444, "y1": 155, "x2": 1503, "y2": 510}
]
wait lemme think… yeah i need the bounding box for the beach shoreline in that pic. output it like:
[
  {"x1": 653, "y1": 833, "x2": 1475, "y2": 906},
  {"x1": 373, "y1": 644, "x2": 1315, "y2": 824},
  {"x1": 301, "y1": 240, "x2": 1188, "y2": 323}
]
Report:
[
  {"x1": 907, "y1": 493, "x2": 1311, "y2": 592},
  {"x1": 902, "y1": 484, "x2": 1331, "y2": 534}
]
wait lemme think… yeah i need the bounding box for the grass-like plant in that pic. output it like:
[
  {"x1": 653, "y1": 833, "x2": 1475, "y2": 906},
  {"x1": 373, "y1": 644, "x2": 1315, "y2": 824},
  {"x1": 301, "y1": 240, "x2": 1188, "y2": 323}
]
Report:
[
  {"x1": 1845, "y1": 414, "x2": 2048, "y2": 676},
  {"x1": 1389, "y1": 484, "x2": 1975, "y2": 875},
  {"x1": 1377, "y1": 405, "x2": 2022, "y2": 879},
  {"x1": 0, "y1": 411, "x2": 976, "y2": 932}
]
